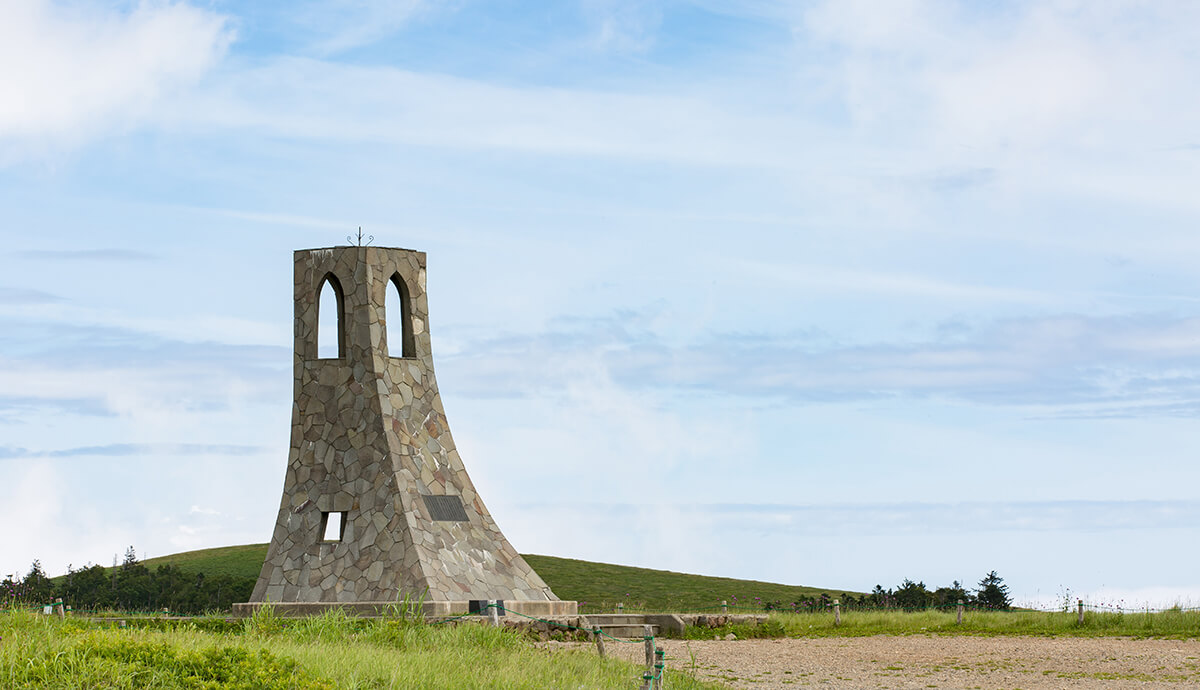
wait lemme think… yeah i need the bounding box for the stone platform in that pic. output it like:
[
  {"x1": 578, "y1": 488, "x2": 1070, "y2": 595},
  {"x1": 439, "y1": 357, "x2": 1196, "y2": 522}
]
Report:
[{"x1": 232, "y1": 599, "x2": 578, "y2": 618}]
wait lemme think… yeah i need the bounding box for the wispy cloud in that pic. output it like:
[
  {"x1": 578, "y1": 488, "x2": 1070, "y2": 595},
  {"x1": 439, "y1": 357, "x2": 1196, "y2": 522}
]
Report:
[
  {"x1": 0, "y1": 0, "x2": 232, "y2": 154},
  {"x1": 0, "y1": 287, "x2": 62, "y2": 305},
  {"x1": 300, "y1": 0, "x2": 428, "y2": 55},
  {"x1": 0, "y1": 396, "x2": 113, "y2": 420},
  {"x1": 0, "y1": 443, "x2": 264, "y2": 460},
  {"x1": 441, "y1": 311, "x2": 1200, "y2": 415},
  {"x1": 518, "y1": 499, "x2": 1200, "y2": 536},
  {"x1": 15, "y1": 249, "x2": 156, "y2": 261}
]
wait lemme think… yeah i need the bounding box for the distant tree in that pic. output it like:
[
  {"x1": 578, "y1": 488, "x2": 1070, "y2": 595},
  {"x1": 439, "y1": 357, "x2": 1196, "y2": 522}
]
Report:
[
  {"x1": 933, "y1": 580, "x2": 972, "y2": 607},
  {"x1": 893, "y1": 579, "x2": 932, "y2": 609},
  {"x1": 21, "y1": 560, "x2": 55, "y2": 604},
  {"x1": 869, "y1": 584, "x2": 893, "y2": 608},
  {"x1": 121, "y1": 546, "x2": 138, "y2": 570},
  {"x1": 976, "y1": 571, "x2": 1011, "y2": 610}
]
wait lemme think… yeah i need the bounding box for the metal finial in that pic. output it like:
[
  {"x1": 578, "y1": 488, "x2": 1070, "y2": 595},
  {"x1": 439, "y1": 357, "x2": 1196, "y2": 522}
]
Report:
[{"x1": 347, "y1": 227, "x2": 373, "y2": 246}]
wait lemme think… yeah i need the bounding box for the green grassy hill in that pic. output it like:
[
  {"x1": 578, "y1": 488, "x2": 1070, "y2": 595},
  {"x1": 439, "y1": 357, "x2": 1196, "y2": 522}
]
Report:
[
  {"x1": 142, "y1": 544, "x2": 269, "y2": 581},
  {"x1": 140, "y1": 544, "x2": 859, "y2": 612}
]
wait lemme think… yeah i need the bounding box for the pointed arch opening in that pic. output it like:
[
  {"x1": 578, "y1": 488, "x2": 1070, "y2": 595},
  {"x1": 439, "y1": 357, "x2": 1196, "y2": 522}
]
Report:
[
  {"x1": 387, "y1": 273, "x2": 416, "y2": 358},
  {"x1": 317, "y1": 273, "x2": 346, "y2": 359}
]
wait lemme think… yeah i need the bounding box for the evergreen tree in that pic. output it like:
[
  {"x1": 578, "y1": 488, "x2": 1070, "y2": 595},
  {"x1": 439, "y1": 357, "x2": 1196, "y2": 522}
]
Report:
[
  {"x1": 933, "y1": 579, "x2": 972, "y2": 607},
  {"x1": 21, "y1": 560, "x2": 55, "y2": 604},
  {"x1": 893, "y1": 579, "x2": 932, "y2": 609},
  {"x1": 976, "y1": 571, "x2": 1011, "y2": 610}
]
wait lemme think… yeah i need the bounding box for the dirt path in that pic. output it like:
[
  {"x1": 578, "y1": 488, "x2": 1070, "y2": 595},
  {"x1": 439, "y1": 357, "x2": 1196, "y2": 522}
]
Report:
[{"x1": 578, "y1": 635, "x2": 1200, "y2": 689}]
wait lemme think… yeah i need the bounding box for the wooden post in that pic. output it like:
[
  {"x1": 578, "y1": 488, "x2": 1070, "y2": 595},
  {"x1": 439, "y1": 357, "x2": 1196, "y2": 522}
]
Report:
[
  {"x1": 1077, "y1": 599, "x2": 1084, "y2": 625},
  {"x1": 489, "y1": 600, "x2": 500, "y2": 627},
  {"x1": 54, "y1": 598, "x2": 65, "y2": 619},
  {"x1": 956, "y1": 599, "x2": 964, "y2": 624},
  {"x1": 644, "y1": 625, "x2": 654, "y2": 668},
  {"x1": 721, "y1": 600, "x2": 727, "y2": 614},
  {"x1": 641, "y1": 672, "x2": 653, "y2": 690},
  {"x1": 618, "y1": 602, "x2": 624, "y2": 614},
  {"x1": 593, "y1": 626, "x2": 606, "y2": 658},
  {"x1": 655, "y1": 648, "x2": 665, "y2": 689},
  {"x1": 833, "y1": 599, "x2": 841, "y2": 627}
]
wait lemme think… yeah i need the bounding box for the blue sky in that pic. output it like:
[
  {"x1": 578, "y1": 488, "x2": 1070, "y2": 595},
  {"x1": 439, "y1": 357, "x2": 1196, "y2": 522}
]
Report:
[{"x1": 3, "y1": 0, "x2": 1200, "y2": 608}]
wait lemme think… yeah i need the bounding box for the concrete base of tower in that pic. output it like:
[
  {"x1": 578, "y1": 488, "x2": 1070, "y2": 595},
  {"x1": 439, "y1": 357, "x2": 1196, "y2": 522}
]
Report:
[{"x1": 232, "y1": 599, "x2": 579, "y2": 618}]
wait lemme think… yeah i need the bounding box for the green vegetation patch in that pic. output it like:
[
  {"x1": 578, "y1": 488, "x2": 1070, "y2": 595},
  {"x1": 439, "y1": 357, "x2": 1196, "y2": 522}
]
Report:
[
  {"x1": 1, "y1": 609, "x2": 724, "y2": 689},
  {"x1": 523, "y1": 553, "x2": 860, "y2": 612},
  {"x1": 141, "y1": 544, "x2": 270, "y2": 581}
]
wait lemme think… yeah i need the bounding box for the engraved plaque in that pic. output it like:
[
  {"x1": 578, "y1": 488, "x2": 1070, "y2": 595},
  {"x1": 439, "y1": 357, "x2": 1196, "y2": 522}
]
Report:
[{"x1": 422, "y1": 494, "x2": 469, "y2": 522}]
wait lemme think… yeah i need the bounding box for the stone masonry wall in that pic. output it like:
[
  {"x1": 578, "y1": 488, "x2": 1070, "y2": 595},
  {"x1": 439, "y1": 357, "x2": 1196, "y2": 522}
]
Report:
[{"x1": 250, "y1": 246, "x2": 559, "y2": 604}]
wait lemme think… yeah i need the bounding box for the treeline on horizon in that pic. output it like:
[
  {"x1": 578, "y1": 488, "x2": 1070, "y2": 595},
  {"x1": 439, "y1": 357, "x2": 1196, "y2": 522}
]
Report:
[
  {"x1": 2, "y1": 548, "x2": 254, "y2": 615},
  {"x1": 765, "y1": 572, "x2": 1012, "y2": 612}
]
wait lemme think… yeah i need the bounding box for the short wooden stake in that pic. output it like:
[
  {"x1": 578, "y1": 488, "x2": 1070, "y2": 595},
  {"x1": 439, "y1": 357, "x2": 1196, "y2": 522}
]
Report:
[
  {"x1": 641, "y1": 672, "x2": 653, "y2": 690},
  {"x1": 1077, "y1": 599, "x2": 1084, "y2": 625},
  {"x1": 721, "y1": 600, "x2": 727, "y2": 614},
  {"x1": 655, "y1": 648, "x2": 665, "y2": 690},
  {"x1": 618, "y1": 602, "x2": 624, "y2": 614},
  {"x1": 956, "y1": 599, "x2": 964, "y2": 624},
  {"x1": 833, "y1": 599, "x2": 841, "y2": 626},
  {"x1": 54, "y1": 598, "x2": 65, "y2": 619},
  {"x1": 489, "y1": 600, "x2": 500, "y2": 627},
  {"x1": 593, "y1": 626, "x2": 606, "y2": 657}
]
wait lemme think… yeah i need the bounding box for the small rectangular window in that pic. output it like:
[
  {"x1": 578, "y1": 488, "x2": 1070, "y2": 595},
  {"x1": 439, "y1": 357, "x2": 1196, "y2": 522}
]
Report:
[{"x1": 320, "y1": 511, "x2": 346, "y2": 541}]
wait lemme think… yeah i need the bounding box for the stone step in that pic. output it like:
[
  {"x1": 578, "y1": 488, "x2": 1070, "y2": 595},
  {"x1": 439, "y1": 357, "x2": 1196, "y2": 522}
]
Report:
[
  {"x1": 584, "y1": 614, "x2": 654, "y2": 625},
  {"x1": 596, "y1": 624, "x2": 660, "y2": 639},
  {"x1": 581, "y1": 613, "x2": 664, "y2": 639}
]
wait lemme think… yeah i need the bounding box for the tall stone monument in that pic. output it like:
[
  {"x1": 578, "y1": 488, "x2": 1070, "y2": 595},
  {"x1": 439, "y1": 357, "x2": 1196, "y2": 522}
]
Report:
[{"x1": 236, "y1": 245, "x2": 573, "y2": 617}]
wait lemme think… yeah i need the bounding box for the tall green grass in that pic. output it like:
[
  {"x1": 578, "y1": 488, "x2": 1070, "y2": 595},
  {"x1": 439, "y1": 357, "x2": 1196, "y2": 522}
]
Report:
[{"x1": 1, "y1": 608, "x2": 722, "y2": 689}]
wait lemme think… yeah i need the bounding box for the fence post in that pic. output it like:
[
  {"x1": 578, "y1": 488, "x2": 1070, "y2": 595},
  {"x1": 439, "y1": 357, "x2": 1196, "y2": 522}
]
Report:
[
  {"x1": 644, "y1": 625, "x2": 654, "y2": 668},
  {"x1": 618, "y1": 602, "x2": 624, "y2": 614},
  {"x1": 1077, "y1": 599, "x2": 1084, "y2": 625},
  {"x1": 489, "y1": 600, "x2": 500, "y2": 627},
  {"x1": 655, "y1": 647, "x2": 665, "y2": 690},
  {"x1": 641, "y1": 672, "x2": 653, "y2": 690},
  {"x1": 833, "y1": 599, "x2": 841, "y2": 626},
  {"x1": 54, "y1": 598, "x2": 65, "y2": 619},
  {"x1": 721, "y1": 600, "x2": 727, "y2": 614},
  {"x1": 593, "y1": 626, "x2": 606, "y2": 657},
  {"x1": 957, "y1": 599, "x2": 963, "y2": 624}
]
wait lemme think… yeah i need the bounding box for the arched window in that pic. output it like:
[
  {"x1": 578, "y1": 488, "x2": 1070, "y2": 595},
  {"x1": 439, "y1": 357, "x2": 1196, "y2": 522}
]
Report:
[
  {"x1": 387, "y1": 273, "x2": 415, "y2": 358},
  {"x1": 317, "y1": 273, "x2": 345, "y2": 359}
]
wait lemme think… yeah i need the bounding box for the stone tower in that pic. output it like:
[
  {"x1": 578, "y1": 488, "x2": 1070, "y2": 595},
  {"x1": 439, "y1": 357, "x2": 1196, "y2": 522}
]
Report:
[{"x1": 240, "y1": 246, "x2": 573, "y2": 616}]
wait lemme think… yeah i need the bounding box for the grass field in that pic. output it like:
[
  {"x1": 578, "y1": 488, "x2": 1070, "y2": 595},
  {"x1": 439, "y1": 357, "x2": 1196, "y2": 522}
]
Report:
[
  {"x1": 142, "y1": 543, "x2": 270, "y2": 581},
  {"x1": 772, "y1": 608, "x2": 1200, "y2": 639},
  {"x1": 670, "y1": 609, "x2": 1200, "y2": 641},
  {"x1": 137, "y1": 543, "x2": 860, "y2": 613},
  {"x1": 0, "y1": 607, "x2": 722, "y2": 689}
]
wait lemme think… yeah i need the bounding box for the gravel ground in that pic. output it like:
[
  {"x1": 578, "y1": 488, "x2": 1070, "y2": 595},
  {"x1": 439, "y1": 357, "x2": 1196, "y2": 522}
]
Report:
[{"x1": 569, "y1": 635, "x2": 1200, "y2": 689}]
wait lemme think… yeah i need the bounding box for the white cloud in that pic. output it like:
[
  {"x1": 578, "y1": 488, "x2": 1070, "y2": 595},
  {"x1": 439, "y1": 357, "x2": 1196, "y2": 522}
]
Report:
[
  {"x1": 582, "y1": 0, "x2": 663, "y2": 53},
  {"x1": 295, "y1": 0, "x2": 427, "y2": 55},
  {"x1": 0, "y1": 0, "x2": 232, "y2": 151},
  {"x1": 802, "y1": 0, "x2": 1200, "y2": 152},
  {"x1": 164, "y1": 56, "x2": 805, "y2": 166}
]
